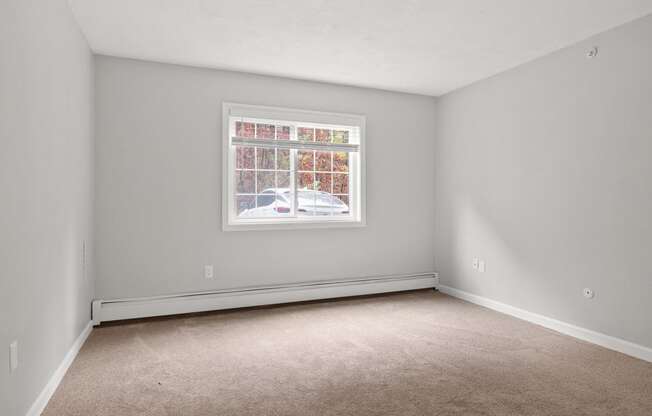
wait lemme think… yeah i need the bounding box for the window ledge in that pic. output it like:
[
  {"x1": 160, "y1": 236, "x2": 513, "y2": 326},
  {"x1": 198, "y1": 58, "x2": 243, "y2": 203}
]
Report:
[{"x1": 223, "y1": 218, "x2": 366, "y2": 232}]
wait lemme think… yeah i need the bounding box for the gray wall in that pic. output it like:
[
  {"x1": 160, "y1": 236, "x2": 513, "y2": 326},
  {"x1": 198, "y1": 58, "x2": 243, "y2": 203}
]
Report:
[
  {"x1": 434, "y1": 14, "x2": 652, "y2": 348},
  {"x1": 0, "y1": 0, "x2": 95, "y2": 415},
  {"x1": 94, "y1": 56, "x2": 436, "y2": 300}
]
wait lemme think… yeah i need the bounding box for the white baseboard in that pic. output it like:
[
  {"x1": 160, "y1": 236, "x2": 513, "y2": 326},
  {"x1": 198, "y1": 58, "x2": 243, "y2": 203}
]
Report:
[
  {"x1": 26, "y1": 321, "x2": 93, "y2": 416},
  {"x1": 439, "y1": 285, "x2": 652, "y2": 363},
  {"x1": 93, "y1": 273, "x2": 439, "y2": 325}
]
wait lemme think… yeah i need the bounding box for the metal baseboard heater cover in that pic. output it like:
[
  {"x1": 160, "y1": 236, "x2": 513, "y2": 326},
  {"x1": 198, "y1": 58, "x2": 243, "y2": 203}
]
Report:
[{"x1": 92, "y1": 272, "x2": 439, "y2": 325}]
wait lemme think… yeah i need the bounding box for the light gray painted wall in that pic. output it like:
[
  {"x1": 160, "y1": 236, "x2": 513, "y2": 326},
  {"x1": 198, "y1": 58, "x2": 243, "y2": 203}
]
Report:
[
  {"x1": 0, "y1": 1, "x2": 95, "y2": 415},
  {"x1": 434, "y1": 14, "x2": 652, "y2": 348},
  {"x1": 94, "y1": 56, "x2": 436, "y2": 300}
]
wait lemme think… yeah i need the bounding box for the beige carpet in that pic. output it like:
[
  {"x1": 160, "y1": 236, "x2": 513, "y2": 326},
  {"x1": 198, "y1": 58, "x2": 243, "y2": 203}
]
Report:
[{"x1": 44, "y1": 290, "x2": 652, "y2": 416}]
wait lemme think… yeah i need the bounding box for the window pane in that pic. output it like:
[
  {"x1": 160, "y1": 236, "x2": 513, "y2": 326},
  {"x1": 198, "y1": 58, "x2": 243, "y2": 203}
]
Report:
[
  {"x1": 277, "y1": 171, "x2": 290, "y2": 188},
  {"x1": 333, "y1": 152, "x2": 348, "y2": 172},
  {"x1": 316, "y1": 151, "x2": 332, "y2": 172},
  {"x1": 256, "y1": 194, "x2": 276, "y2": 207},
  {"x1": 256, "y1": 148, "x2": 275, "y2": 170},
  {"x1": 236, "y1": 122, "x2": 255, "y2": 138},
  {"x1": 315, "y1": 128, "x2": 331, "y2": 143},
  {"x1": 297, "y1": 172, "x2": 315, "y2": 190},
  {"x1": 298, "y1": 127, "x2": 314, "y2": 141},
  {"x1": 236, "y1": 171, "x2": 255, "y2": 193},
  {"x1": 334, "y1": 195, "x2": 349, "y2": 206},
  {"x1": 321, "y1": 193, "x2": 348, "y2": 216},
  {"x1": 333, "y1": 130, "x2": 349, "y2": 144},
  {"x1": 277, "y1": 149, "x2": 290, "y2": 170},
  {"x1": 236, "y1": 195, "x2": 255, "y2": 214},
  {"x1": 297, "y1": 150, "x2": 314, "y2": 171},
  {"x1": 256, "y1": 123, "x2": 275, "y2": 139},
  {"x1": 316, "y1": 173, "x2": 332, "y2": 193},
  {"x1": 333, "y1": 173, "x2": 349, "y2": 194},
  {"x1": 276, "y1": 125, "x2": 290, "y2": 140},
  {"x1": 256, "y1": 171, "x2": 275, "y2": 192},
  {"x1": 236, "y1": 146, "x2": 255, "y2": 169},
  {"x1": 274, "y1": 191, "x2": 292, "y2": 216},
  {"x1": 297, "y1": 190, "x2": 315, "y2": 216}
]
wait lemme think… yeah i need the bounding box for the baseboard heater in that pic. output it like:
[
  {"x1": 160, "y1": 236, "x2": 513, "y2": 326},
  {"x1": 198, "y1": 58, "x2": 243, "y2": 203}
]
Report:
[{"x1": 92, "y1": 272, "x2": 439, "y2": 325}]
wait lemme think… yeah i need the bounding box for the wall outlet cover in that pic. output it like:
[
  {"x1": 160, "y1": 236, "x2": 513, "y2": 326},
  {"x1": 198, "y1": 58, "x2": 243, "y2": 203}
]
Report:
[{"x1": 204, "y1": 265, "x2": 214, "y2": 279}]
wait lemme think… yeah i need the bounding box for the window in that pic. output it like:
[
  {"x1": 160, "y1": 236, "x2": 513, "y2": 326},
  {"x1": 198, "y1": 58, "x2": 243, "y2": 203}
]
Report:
[{"x1": 223, "y1": 103, "x2": 365, "y2": 230}]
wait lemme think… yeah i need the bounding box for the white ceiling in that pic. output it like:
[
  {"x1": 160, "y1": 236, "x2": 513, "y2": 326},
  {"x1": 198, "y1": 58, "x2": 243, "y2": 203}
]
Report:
[{"x1": 69, "y1": 0, "x2": 652, "y2": 96}]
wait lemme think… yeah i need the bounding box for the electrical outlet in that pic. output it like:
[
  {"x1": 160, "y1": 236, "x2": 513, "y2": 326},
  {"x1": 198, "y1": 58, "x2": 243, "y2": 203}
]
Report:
[
  {"x1": 478, "y1": 260, "x2": 486, "y2": 273},
  {"x1": 586, "y1": 46, "x2": 598, "y2": 58},
  {"x1": 204, "y1": 265, "x2": 214, "y2": 279},
  {"x1": 9, "y1": 341, "x2": 18, "y2": 373},
  {"x1": 472, "y1": 258, "x2": 479, "y2": 270}
]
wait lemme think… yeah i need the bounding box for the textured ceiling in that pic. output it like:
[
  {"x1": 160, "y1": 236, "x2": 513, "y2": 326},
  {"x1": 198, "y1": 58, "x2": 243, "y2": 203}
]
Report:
[{"x1": 70, "y1": 0, "x2": 652, "y2": 96}]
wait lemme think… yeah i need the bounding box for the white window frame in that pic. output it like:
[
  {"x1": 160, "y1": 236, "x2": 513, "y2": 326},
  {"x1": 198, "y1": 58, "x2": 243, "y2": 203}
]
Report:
[{"x1": 222, "y1": 102, "x2": 366, "y2": 231}]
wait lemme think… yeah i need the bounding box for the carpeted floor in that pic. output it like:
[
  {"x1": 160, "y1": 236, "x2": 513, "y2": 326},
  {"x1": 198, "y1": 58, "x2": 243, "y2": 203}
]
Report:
[{"x1": 44, "y1": 290, "x2": 652, "y2": 416}]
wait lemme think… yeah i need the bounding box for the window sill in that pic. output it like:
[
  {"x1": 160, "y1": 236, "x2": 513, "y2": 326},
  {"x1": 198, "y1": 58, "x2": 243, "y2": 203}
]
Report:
[{"x1": 223, "y1": 217, "x2": 366, "y2": 232}]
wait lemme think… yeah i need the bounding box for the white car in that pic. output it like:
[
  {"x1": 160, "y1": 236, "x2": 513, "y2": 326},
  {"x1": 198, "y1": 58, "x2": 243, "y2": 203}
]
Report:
[{"x1": 239, "y1": 188, "x2": 349, "y2": 217}]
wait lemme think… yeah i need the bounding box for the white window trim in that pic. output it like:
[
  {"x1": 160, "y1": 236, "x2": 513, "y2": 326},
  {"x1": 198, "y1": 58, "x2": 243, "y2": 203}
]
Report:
[{"x1": 222, "y1": 102, "x2": 366, "y2": 231}]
